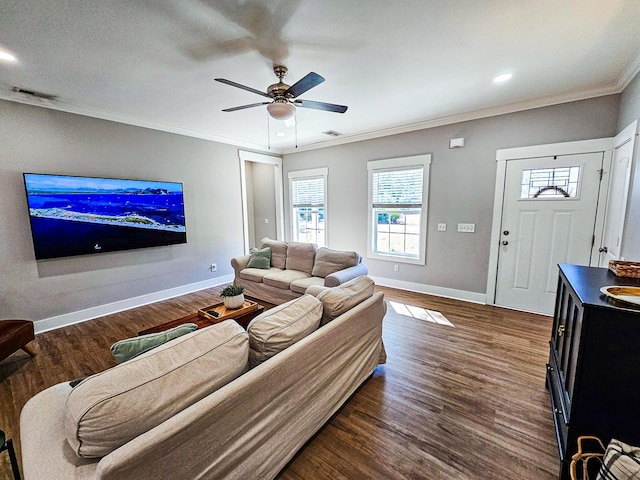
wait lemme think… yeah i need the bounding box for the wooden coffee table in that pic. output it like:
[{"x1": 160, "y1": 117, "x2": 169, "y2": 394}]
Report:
[{"x1": 138, "y1": 299, "x2": 264, "y2": 335}]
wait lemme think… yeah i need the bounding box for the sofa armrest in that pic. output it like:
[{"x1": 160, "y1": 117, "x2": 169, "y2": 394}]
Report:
[
  {"x1": 231, "y1": 255, "x2": 251, "y2": 276},
  {"x1": 305, "y1": 285, "x2": 331, "y2": 297},
  {"x1": 324, "y1": 263, "x2": 369, "y2": 287}
]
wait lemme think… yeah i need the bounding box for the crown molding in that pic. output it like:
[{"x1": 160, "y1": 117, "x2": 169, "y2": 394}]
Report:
[
  {"x1": 618, "y1": 51, "x2": 640, "y2": 90},
  {"x1": 280, "y1": 83, "x2": 624, "y2": 154},
  {"x1": 0, "y1": 90, "x2": 283, "y2": 155}
]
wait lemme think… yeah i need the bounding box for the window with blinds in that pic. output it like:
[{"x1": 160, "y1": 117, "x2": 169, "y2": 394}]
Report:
[
  {"x1": 372, "y1": 167, "x2": 423, "y2": 208},
  {"x1": 291, "y1": 177, "x2": 324, "y2": 208},
  {"x1": 289, "y1": 168, "x2": 327, "y2": 246},
  {"x1": 367, "y1": 155, "x2": 431, "y2": 264}
]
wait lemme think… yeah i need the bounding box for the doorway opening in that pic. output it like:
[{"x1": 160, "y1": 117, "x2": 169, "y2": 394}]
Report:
[{"x1": 238, "y1": 150, "x2": 284, "y2": 254}]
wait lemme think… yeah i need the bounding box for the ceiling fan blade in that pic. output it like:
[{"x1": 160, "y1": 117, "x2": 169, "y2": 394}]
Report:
[
  {"x1": 286, "y1": 72, "x2": 325, "y2": 98},
  {"x1": 294, "y1": 99, "x2": 348, "y2": 113},
  {"x1": 215, "y1": 78, "x2": 271, "y2": 99},
  {"x1": 222, "y1": 102, "x2": 271, "y2": 112}
]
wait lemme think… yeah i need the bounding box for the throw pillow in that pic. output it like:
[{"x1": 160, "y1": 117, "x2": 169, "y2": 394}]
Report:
[
  {"x1": 596, "y1": 439, "x2": 640, "y2": 480},
  {"x1": 247, "y1": 247, "x2": 271, "y2": 269},
  {"x1": 247, "y1": 294, "x2": 322, "y2": 368},
  {"x1": 260, "y1": 237, "x2": 288, "y2": 269},
  {"x1": 311, "y1": 247, "x2": 360, "y2": 278},
  {"x1": 110, "y1": 323, "x2": 198, "y2": 364},
  {"x1": 65, "y1": 321, "x2": 249, "y2": 458}
]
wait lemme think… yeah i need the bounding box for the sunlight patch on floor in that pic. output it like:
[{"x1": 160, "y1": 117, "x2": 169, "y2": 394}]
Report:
[{"x1": 388, "y1": 301, "x2": 455, "y2": 327}]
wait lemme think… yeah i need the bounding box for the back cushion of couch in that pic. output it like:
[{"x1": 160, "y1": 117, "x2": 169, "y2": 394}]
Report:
[
  {"x1": 64, "y1": 321, "x2": 249, "y2": 458},
  {"x1": 285, "y1": 241, "x2": 317, "y2": 274},
  {"x1": 311, "y1": 247, "x2": 360, "y2": 278},
  {"x1": 247, "y1": 294, "x2": 322, "y2": 368},
  {"x1": 260, "y1": 237, "x2": 288, "y2": 269},
  {"x1": 316, "y1": 275, "x2": 375, "y2": 325}
]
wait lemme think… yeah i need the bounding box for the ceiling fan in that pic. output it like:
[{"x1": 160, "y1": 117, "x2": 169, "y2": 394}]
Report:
[{"x1": 215, "y1": 66, "x2": 348, "y2": 121}]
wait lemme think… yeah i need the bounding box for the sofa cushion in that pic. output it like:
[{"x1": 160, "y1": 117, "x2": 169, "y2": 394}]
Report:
[
  {"x1": 247, "y1": 247, "x2": 271, "y2": 269},
  {"x1": 290, "y1": 276, "x2": 326, "y2": 294},
  {"x1": 260, "y1": 237, "x2": 288, "y2": 269},
  {"x1": 110, "y1": 323, "x2": 198, "y2": 364},
  {"x1": 247, "y1": 294, "x2": 322, "y2": 367},
  {"x1": 285, "y1": 242, "x2": 317, "y2": 275},
  {"x1": 64, "y1": 321, "x2": 249, "y2": 458},
  {"x1": 263, "y1": 269, "x2": 310, "y2": 290},
  {"x1": 311, "y1": 247, "x2": 360, "y2": 278},
  {"x1": 316, "y1": 275, "x2": 375, "y2": 325},
  {"x1": 239, "y1": 267, "x2": 283, "y2": 283}
]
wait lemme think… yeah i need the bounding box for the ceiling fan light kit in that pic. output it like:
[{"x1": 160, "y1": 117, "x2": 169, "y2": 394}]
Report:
[{"x1": 266, "y1": 99, "x2": 295, "y2": 121}]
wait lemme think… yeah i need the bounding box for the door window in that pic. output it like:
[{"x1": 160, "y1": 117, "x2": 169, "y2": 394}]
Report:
[{"x1": 520, "y1": 166, "x2": 581, "y2": 199}]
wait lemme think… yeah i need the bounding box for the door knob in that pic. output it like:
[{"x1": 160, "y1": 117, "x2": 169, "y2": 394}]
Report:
[
  {"x1": 502, "y1": 241, "x2": 509, "y2": 246},
  {"x1": 599, "y1": 246, "x2": 608, "y2": 253}
]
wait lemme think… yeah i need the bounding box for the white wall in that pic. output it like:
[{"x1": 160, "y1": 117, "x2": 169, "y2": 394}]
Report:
[
  {"x1": 282, "y1": 95, "x2": 620, "y2": 295},
  {"x1": 0, "y1": 100, "x2": 245, "y2": 325},
  {"x1": 250, "y1": 162, "x2": 277, "y2": 246}
]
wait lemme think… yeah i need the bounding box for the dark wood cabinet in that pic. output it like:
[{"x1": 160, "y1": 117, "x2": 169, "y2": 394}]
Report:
[{"x1": 547, "y1": 264, "x2": 640, "y2": 479}]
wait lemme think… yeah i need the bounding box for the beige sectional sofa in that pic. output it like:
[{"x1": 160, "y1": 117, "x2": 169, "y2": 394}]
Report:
[
  {"x1": 231, "y1": 237, "x2": 369, "y2": 305},
  {"x1": 20, "y1": 276, "x2": 386, "y2": 480}
]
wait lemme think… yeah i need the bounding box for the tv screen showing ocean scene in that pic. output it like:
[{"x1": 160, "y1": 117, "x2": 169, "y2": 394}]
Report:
[{"x1": 23, "y1": 173, "x2": 187, "y2": 260}]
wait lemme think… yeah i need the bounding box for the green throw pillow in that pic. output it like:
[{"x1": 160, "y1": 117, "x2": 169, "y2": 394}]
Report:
[
  {"x1": 247, "y1": 247, "x2": 271, "y2": 269},
  {"x1": 110, "y1": 323, "x2": 198, "y2": 364}
]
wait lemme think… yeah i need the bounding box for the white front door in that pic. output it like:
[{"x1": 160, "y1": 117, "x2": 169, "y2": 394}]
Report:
[
  {"x1": 494, "y1": 153, "x2": 604, "y2": 315},
  {"x1": 598, "y1": 123, "x2": 637, "y2": 267}
]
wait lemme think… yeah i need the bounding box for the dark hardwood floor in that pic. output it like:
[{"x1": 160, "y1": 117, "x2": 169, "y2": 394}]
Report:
[{"x1": 0, "y1": 286, "x2": 559, "y2": 480}]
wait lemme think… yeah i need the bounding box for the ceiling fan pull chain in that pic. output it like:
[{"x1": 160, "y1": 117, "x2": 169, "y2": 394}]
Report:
[
  {"x1": 267, "y1": 110, "x2": 271, "y2": 150},
  {"x1": 295, "y1": 109, "x2": 298, "y2": 149}
]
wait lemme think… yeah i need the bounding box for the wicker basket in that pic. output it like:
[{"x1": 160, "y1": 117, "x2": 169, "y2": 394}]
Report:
[{"x1": 608, "y1": 260, "x2": 640, "y2": 278}]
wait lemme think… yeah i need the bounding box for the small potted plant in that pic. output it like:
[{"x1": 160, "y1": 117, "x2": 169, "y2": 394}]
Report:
[{"x1": 220, "y1": 284, "x2": 245, "y2": 309}]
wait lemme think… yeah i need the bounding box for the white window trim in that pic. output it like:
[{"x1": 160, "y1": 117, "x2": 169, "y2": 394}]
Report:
[
  {"x1": 288, "y1": 167, "x2": 328, "y2": 245},
  {"x1": 367, "y1": 154, "x2": 431, "y2": 265}
]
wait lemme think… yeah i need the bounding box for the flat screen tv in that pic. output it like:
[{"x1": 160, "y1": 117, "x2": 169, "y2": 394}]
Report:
[{"x1": 23, "y1": 173, "x2": 187, "y2": 260}]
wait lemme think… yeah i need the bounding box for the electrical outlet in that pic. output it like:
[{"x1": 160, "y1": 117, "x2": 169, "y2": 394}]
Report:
[
  {"x1": 437, "y1": 223, "x2": 447, "y2": 232},
  {"x1": 210, "y1": 263, "x2": 217, "y2": 272},
  {"x1": 394, "y1": 264, "x2": 399, "y2": 272},
  {"x1": 457, "y1": 223, "x2": 476, "y2": 233}
]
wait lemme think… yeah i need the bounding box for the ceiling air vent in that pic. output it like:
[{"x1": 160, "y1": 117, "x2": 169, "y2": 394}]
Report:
[
  {"x1": 323, "y1": 130, "x2": 342, "y2": 137},
  {"x1": 12, "y1": 86, "x2": 57, "y2": 101}
]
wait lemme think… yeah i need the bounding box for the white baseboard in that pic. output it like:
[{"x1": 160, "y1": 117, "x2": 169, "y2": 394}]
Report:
[
  {"x1": 370, "y1": 276, "x2": 487, "y2": 305},
  {"x1": 34, "y1": 274, "x2": 234, "y2": 334}
]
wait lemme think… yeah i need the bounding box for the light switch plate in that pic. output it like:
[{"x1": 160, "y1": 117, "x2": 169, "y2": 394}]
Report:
[
  {"x1": 457, "y1": 223, "x2": 475, "y2": 233},
  {"x1": 437, "y1": 223, "x2": 447, "y2": 231}
]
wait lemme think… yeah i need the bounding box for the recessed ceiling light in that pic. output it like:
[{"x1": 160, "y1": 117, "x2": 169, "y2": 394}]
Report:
[
  {"x1": 493, "y1": 73, "x2": 513, "y2": 83},
  {"x1": 275, "y1": 131, "x2": 285, "y2": 137},
  {"x1": 0, "y1": 49, "x2": 17, "y2": 62}
]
